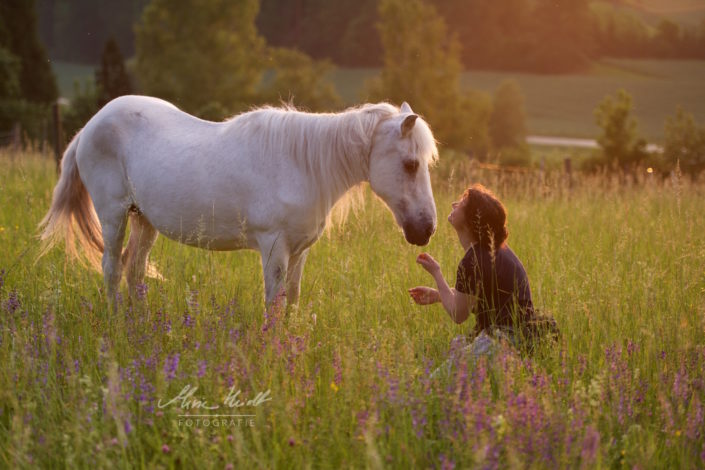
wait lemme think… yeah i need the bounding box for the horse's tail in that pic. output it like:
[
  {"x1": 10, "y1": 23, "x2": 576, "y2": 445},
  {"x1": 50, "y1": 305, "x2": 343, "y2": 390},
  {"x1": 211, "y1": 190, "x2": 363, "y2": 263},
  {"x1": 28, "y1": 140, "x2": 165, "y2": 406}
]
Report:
[{"x1": 38, "y1": 131, "x2": 104, "y2": 271}]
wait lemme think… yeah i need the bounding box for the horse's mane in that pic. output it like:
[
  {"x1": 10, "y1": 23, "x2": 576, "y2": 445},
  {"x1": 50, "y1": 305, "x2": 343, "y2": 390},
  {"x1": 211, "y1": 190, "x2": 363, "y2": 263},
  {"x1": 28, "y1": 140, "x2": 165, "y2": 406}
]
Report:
[{"x1": 224, "y1": 102, "x2": 438, "y2": 227}]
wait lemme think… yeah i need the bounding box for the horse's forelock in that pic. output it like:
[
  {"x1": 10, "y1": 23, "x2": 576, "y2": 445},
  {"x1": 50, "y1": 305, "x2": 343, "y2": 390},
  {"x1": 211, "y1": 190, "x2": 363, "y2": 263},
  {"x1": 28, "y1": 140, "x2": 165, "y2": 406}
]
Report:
[
  {"x1": 408, "y1": 116, "x2": 439, "y2": 166},
  {"x1": 363, "y1": 104, "x2": 439, "y2": 166}
]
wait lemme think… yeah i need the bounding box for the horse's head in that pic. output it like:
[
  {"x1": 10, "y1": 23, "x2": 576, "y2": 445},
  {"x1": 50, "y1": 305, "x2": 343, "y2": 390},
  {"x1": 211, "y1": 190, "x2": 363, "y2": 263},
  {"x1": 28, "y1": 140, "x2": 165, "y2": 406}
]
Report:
[{"x1": 369, "y1": 102, "x2": 438, "y2": 246}]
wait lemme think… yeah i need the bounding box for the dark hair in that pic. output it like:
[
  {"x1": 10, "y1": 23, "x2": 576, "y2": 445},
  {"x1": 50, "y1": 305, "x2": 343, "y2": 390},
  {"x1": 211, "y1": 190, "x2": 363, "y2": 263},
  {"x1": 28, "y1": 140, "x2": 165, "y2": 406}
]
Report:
[{"x1": 460, "y1": 184, "x2": 508, "y2": 250}]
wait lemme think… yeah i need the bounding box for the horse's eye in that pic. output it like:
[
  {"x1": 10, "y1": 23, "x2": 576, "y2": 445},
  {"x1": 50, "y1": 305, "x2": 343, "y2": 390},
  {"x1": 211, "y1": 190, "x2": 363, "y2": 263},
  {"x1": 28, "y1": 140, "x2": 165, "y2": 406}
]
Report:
[{"x1": 403, "y1": 159, "x2": 419, "y2": 174}]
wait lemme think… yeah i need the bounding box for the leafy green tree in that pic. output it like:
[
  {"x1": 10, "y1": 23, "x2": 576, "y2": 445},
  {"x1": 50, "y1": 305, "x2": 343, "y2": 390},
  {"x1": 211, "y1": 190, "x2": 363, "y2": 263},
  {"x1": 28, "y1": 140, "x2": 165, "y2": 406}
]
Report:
[
  {"x1": 135, "y1": 0, "x2": 266, "y2": 115},
  {"x1": 260, "y1": 48, "x2": 341, "y2": 111},
  {"x1": 530, "y1": 0, "x2": 595, "y2": 73},
  {"x1": 433, "y1": 0, "x2": 534, "y2": 71},
  {"x1": 663, "y1": 108, "x2": 705, "y2": 178},
  {"x1": 0, "y1": 0, "x2": 57, "y2": 139},
  {"x1": 367, "y1": 0, "x2": 489, "y2": 153},
  {"x1": 135, "y1": 0, "x2": 340, "y2": 117},
  {"x1": 0, "y1": 47, "x2": 21, "y2": 100},
  {"x1": 655, "y1": 19, "x2": 680, "y2": 57},
  {"x1": 0, "y1": 46, "x2": 27, "y2": 135},
  {"x1": 489, "y1": 80, "x2": 528, "y2": 165},
  {"x1": 0, "y1": 0, "x2": 57, "y2": 104},
  {"x1": 594, "y1": 89, "x2": 647, "y2": 170},
  {"x1": 257, "y1": 0, "x2": 381, "y2": 66},
  {"x1": 96, "y1": 37, "x2": 132, "y2": 107}
]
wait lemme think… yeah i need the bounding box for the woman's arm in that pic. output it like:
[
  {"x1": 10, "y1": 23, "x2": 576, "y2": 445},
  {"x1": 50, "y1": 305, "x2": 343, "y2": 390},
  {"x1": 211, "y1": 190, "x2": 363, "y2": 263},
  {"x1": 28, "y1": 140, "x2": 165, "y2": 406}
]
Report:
[
  {"x1": 412, "y1": 253, "x2": 475, "y2": 324},
  {"x1": 430, "y1": 270, "x2": 471, "y2": 324}
]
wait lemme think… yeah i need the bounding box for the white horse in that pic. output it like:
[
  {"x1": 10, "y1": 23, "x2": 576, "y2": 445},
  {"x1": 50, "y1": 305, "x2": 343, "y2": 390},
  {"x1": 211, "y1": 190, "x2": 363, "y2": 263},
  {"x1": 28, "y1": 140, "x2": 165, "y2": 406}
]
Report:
[{"x1": 39, "y1": 96, "x2": 438, "y2": 308}]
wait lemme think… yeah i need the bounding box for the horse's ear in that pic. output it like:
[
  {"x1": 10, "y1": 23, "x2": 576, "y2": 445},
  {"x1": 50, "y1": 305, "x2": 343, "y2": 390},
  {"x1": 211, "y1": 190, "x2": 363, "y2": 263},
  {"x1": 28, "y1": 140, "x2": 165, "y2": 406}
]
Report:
[
  {"x1": 400, "y1": 102, "x2": 413, "y2": 114},
  {"x1": 401, "y1": 114, "x2": 418, "y2": 137}
]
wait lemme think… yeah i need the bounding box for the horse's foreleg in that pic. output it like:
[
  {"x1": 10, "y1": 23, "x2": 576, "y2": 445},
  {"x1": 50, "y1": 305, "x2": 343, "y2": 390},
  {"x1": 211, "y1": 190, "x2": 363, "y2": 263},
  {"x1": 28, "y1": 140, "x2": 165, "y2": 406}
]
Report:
[
  {"x1": 123, "y1": 213, "x2": 158, "y2": 298},
  {"x1": 258, "y1": 233, "x2": 289, "y2": 307},
  {"x1": 286, "y1": 249, "x2": 309, "y2": 306}
]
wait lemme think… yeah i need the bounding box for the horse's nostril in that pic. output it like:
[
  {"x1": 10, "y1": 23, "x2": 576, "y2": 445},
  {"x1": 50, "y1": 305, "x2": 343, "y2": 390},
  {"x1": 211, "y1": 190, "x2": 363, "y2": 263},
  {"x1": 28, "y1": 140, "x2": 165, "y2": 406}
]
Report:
[{"x1": 403, "y1": 219, "x2": 435, "y2": 246}]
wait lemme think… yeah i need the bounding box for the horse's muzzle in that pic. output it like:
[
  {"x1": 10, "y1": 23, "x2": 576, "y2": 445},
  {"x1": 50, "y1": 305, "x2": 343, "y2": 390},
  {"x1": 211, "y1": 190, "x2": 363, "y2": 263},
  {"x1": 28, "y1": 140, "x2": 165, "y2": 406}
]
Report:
[{"x1": 403, "y1": 219, "x2": 436, "y2": 246}]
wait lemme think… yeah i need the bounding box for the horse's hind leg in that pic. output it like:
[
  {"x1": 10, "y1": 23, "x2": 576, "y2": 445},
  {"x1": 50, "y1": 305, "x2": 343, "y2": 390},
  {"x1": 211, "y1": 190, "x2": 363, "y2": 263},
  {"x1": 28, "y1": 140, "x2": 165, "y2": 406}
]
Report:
[
  {"x1": 97, "y1": 206, "x2": 128, "y2": 310},
  {"x1": 123, "y1": 212, "x2": 158, "y2": 298},
  {"x1": 286, "y1": 248, "x2": 309, "y2": 306}
]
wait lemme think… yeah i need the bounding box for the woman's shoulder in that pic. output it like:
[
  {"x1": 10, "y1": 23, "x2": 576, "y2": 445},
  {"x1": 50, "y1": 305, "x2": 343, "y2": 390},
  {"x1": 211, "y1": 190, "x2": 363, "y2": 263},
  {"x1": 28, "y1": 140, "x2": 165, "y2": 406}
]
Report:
[
  {"x1": 497, "y1": 244, "x2": 529, "y2": 273},
  {"x1": 496, "y1": 243, "x2": 520, "y2": 258},
  {"x1": 460, "y1": 243, "x2": 492, "y2": 267}
]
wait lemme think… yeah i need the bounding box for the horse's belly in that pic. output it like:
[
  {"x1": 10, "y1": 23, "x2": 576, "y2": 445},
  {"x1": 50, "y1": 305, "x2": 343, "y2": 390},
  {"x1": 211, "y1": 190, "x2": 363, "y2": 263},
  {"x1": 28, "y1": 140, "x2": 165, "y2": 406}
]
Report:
[
  {"x1": 157, "y1": 227, "x2": 254, "y2": 251},
  {"x1": 145, "y1": 209, "x2": 256, "y2": 251}
]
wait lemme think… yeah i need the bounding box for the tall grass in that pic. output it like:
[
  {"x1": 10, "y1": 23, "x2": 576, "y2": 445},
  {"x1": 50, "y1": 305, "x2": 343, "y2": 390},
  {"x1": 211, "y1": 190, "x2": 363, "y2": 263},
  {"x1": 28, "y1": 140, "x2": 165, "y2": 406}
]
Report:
[{"x1": 0, "y1": 150, "x2": 703, "y2": 468}]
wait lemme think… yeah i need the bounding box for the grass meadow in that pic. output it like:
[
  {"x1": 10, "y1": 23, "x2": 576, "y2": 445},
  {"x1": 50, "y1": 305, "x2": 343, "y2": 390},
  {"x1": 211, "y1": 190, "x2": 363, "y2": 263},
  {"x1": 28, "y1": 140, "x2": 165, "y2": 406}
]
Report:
[{"x1": 1, "y1": 151, "x2": 704, "y2": 468}]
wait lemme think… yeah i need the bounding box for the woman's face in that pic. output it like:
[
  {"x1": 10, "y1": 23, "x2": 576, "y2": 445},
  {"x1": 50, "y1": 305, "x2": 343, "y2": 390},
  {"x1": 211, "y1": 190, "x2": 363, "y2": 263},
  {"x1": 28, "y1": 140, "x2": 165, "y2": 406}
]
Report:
[{"x1": 447, "y1": 197, "x2": 468, "y2": 231}]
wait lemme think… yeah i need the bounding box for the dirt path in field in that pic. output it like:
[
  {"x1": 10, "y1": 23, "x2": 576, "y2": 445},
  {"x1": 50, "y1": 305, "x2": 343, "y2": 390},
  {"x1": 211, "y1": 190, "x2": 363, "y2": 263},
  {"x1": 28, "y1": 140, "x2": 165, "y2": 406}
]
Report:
[{"x1": 527, "y1": 135, "x2": 662, "y2": 153}]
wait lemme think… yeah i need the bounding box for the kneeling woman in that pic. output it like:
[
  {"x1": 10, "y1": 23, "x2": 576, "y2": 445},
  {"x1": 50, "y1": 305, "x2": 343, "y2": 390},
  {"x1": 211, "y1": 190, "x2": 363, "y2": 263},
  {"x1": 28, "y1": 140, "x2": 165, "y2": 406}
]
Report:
[{"x1": 409, "y1": 184, "x2": 556, "y2": 354}]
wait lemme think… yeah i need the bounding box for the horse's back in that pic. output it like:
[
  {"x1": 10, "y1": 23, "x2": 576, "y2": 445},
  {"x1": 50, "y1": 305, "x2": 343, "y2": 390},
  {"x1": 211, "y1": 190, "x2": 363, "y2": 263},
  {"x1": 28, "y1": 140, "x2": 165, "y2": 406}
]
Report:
[
  {"x1": 78, "y1": 95, "x2": 223, "y2": 171},
  {"x1": 84, "y1": 95, "x2": 207, "y2": 142}
]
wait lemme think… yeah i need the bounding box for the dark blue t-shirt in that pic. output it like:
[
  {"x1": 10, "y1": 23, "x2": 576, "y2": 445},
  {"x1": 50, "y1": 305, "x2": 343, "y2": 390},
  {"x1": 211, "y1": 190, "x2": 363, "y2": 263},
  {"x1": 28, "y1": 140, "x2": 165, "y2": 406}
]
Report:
[{"x1": 455, "y1": 243, "x2": 535, "y2": 335}]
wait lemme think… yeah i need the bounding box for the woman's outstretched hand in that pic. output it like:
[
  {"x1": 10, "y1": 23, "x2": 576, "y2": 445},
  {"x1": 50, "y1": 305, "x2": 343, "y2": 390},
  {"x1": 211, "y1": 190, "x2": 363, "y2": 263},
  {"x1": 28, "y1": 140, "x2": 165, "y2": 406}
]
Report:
[
  {"x1": 416, "y1": 252, "x2": 441, "y2": 276},
  {"x1": 408, "y1": 286, "x2": 440, "y2": 305}
]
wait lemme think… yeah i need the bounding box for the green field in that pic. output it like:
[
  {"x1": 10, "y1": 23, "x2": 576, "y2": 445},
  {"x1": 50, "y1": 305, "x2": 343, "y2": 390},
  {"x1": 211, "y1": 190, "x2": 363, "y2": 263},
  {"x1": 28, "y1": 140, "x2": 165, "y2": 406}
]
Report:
[
  {"x1": 337, "y1": 60, "x2": 705, "y2": 142},
  {"x1": 55, "y1": 58, "x2": 705, "y2": 144},
  {"x1": 1, "y1": 151, "x2": 703, "y2": 468}
]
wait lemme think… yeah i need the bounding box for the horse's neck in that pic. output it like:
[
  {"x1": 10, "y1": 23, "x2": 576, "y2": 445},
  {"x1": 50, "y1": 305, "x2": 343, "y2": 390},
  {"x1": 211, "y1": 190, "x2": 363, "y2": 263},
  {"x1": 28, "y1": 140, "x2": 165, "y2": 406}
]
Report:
[{"x1": 311, "y1": 110, "x2": 376, "y2": 211}]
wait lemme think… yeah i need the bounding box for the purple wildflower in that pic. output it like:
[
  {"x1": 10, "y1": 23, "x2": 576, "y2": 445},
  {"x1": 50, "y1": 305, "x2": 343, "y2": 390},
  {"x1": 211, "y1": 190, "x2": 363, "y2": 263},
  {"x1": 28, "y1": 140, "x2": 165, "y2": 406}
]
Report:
[
  {"x1": 132, "y1": 283, "x2": 146, "y2": 300},
  {"x1": 627, "y1": 340, "x2": 637, "y2": 356},
  {"x1": 439, "y1": 453, "x2": 456, "y2": 470},
  {"x1": 333, "y1": 352, "x2": 343, "y2": 386},
  {"x1": 3, "y1": 290, "x2": 20, "y2": 314},
  {"x1": 577, "y1": 354, "x2": 587, "y2": 376},
  {"x1": 80, "y1": 297, "x2": 93, "y2": 313},
  {"x1": 186, "y1": 289, "x2": 200, "y2": 313},
  {"x1": 163, "y1": 353, "x2": 180, "y2": 380},
  {"x1": 580, "y1": 425, "x2": 600, "y2": 464},
  {"x1": 673, "y1": 366, "x2": 689, "y2": 403},
  {"x1": 410, "y1": 400, "x2": 428, "y2": 438},
  {"x1": 161, "y1": 444, "x2": 170, "y2": 454},
  {"x1": 197, "y1": 360, "x2": 207, "y2": 378},
  {"x1": 182, "y1": 313, "x2": 194, "y2": 328},
  {"x1": 686, "y1": 396, "x2": 703, "y2": 440},
  {"x1": 387, "y1": 376, "x2": 399, "y2": 404},
  {"x1": 356, "y1": 409, "x2": 370, "y2": 433}
]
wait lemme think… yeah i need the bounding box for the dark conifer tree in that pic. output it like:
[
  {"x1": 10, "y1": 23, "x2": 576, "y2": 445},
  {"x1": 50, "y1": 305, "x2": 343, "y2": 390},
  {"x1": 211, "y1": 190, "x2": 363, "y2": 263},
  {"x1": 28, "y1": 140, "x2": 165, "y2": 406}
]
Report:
[
  {"x1": 0, "y1": 0, "x2": 57, "y2": 104},
  {"x1": 96, "y1": 37, "x2": 132, "y2": 107}
]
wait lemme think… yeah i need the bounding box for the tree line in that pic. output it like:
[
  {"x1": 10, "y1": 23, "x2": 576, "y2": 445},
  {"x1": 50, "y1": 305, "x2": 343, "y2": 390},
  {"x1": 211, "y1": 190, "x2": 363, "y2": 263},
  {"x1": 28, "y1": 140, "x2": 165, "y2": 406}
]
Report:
[
  {"x1": 36, "y1": 0, "x2": 705, "y2": 71},
  {"x1": 3, "y1": 0, "x2": 704, "y2": 178}
]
